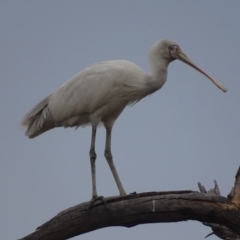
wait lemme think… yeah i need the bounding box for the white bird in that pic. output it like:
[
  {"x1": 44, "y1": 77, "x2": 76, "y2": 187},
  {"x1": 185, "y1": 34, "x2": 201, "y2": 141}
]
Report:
[{"x1": 22, "y1": 39, "x2": 227, "y2": 203}]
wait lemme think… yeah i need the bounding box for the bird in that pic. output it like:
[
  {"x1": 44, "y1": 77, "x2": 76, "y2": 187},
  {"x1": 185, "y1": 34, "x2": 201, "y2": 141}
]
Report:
[{"x1": 22, "y1": 39, "x2": 227, "y2": 203}]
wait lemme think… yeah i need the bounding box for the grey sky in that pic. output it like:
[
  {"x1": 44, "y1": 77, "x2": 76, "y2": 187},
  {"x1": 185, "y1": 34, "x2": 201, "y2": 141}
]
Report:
[{"x1": 1, "y1": 1, "x2": 240, "y2": 239}]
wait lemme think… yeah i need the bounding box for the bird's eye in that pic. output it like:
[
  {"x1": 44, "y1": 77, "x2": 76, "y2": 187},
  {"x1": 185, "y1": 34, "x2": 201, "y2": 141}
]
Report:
[{"x1": 169, "y1": 46, "x2": 173, "y2": 51}]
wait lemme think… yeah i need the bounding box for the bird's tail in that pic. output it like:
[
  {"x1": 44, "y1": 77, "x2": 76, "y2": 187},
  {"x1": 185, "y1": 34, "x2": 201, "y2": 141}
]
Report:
[{"x1": 21, "y1": 94, "x2": 55, "y2": 138}]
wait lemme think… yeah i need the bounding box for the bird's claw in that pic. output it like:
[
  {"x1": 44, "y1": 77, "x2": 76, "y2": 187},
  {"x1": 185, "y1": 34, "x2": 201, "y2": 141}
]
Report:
[
  {"x1": 87, "y1": 196, "x2": 107, "y2": 210},
  {"x1": 129, "y1": 191, "x2": 137, "y2": 195}
]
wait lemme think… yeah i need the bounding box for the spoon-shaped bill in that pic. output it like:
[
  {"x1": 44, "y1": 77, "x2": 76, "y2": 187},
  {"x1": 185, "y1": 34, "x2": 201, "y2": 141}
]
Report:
[{"x1": 176, "y1": 52, "x2": 227, "y2": 92}]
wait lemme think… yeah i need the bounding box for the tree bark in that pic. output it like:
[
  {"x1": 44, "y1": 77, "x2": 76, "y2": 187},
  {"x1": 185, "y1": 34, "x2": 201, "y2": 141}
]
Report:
[{"x1": 19, "y1": 167, "x2": 240, "y2": 240}]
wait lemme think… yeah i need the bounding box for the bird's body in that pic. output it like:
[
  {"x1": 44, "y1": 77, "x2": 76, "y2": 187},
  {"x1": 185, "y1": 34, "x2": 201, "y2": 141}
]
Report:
[
  {"x1": 22, "y1": 39, "x2": 227, "y2": 202},
  {"x1": 23, "y1": 59, "x2": 167, "y2": 138}
]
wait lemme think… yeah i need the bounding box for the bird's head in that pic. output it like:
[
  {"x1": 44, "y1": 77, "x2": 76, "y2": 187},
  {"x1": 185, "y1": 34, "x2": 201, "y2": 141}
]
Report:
[
  {"x1": 149, "y1": 39, "x2": 227, "y2": 92},
  {"x1": 149, "y1": 39, "x2": 182, "y2": 64}
]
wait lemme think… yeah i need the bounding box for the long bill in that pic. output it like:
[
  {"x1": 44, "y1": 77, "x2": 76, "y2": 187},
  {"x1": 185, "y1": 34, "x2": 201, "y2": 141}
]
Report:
[{"x1": 176, "y1": 52, "x2": 227, "y2": 92}]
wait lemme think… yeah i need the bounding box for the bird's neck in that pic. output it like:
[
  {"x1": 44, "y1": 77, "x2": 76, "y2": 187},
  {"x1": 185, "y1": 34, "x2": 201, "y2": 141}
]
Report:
[
  {"x1": 147, "y1": 59, "x2": 169, "y2": 94},
  {"x1": 120, "y1": 59, "x2": 169, "y2": 104}
]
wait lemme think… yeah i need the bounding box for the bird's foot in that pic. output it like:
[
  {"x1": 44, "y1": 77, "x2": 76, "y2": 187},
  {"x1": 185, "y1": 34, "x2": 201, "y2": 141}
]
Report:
[
  {"x1": 87, "y1": 195, "x2": 107, "y2": 210},
  {"x1": 129, "y1": 191, "x2": 137, "y2": 195}
]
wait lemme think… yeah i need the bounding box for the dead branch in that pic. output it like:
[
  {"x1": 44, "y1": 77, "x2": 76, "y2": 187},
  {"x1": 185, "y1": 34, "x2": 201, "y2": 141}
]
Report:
[
  {"x1": 19, "y1": 166, "x2": 240, "y2": 240},
  {"x1": 198, "y1": 180, "x2": 240, "y2": 240}
]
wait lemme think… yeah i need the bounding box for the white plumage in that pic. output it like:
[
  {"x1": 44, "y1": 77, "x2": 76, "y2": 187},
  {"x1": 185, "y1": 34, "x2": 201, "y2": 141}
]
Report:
[{"x1": 22, "y1": 39, "x2": 227, "y2": 202}]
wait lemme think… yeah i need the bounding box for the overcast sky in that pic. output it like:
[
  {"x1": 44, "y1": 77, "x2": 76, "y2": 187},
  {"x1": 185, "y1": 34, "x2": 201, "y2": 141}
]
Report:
[{"x1": 1, "y1": 1, "x2": 240, "y2": 240}]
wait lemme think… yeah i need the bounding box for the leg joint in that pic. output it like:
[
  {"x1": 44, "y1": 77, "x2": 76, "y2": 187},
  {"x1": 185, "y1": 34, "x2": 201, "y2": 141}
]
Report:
[
  {"x1": 104, "y1": 149, "x2": 113, "y2": 161},
  {"x1": 89, "y1": 149, "x2": 97, "y2": 161}
]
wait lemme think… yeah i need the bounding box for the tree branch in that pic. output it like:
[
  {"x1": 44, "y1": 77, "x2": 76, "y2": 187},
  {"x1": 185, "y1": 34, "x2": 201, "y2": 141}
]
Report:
[
  {"x1": 198, "y1": 180, "x2": 240, "y2": 240},
  {"x1": 19, "y1": 167, "x2": 240, "y2": 240}
]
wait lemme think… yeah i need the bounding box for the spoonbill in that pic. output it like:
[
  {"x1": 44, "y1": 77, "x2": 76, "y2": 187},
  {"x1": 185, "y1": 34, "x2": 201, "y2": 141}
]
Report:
[{"x1": 22, "y1": 39, "x2": 227, "y2": 203}]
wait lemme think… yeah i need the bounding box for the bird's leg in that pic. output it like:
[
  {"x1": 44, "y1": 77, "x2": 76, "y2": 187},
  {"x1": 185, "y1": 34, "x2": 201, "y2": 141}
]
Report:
[
  {"x1": 104, "y1": 127, "x2": 126, "y2": 196},
  {"x1": 88, "y1": 127, "x2": 107, "y2": 210},
  {"x1": 89, "y1": 127, "x2": 97, "y2": 199}
]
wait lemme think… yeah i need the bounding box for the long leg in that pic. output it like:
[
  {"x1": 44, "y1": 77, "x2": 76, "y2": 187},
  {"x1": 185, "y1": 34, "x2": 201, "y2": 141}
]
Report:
[
  {"x1": 88, "y1": 127, "x2": 107, "y2": 210},
  {"x1": 89, "y1": 127, "x2": 97, "y2": 199},
  {"x1": 104, "y1": 127, "x2": 126, "y2": 196}
]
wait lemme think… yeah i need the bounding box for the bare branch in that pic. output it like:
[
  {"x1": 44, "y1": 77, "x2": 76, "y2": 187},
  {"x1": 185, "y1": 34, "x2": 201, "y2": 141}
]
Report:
[
  {"x1": 18, "y1": 166, "x2": 240, "y2": 240},
  {"x1": 19, "y1": 190, "x2": 240, "y2": 240},
  {"x1": 229, "y1": 167, "x2": 240, "y2": 205},
  {"x1": 199, "y1": 179, "x2": 240, "y2": 240}
]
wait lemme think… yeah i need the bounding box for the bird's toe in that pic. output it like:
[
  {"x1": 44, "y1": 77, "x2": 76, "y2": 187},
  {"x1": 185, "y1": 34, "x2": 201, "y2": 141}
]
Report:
[{"x1": 87, "y1": 195, "x2": 107, "y2": 210}]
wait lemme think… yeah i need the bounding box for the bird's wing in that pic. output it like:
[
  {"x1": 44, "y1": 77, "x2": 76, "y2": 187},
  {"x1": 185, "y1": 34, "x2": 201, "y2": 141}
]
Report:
[
  {"x1": 49, "y1": 61, "x2": 128, "y2": 124},
  {"x1": 22, "y1": 60, "x2": 147, "y2": 137}
]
